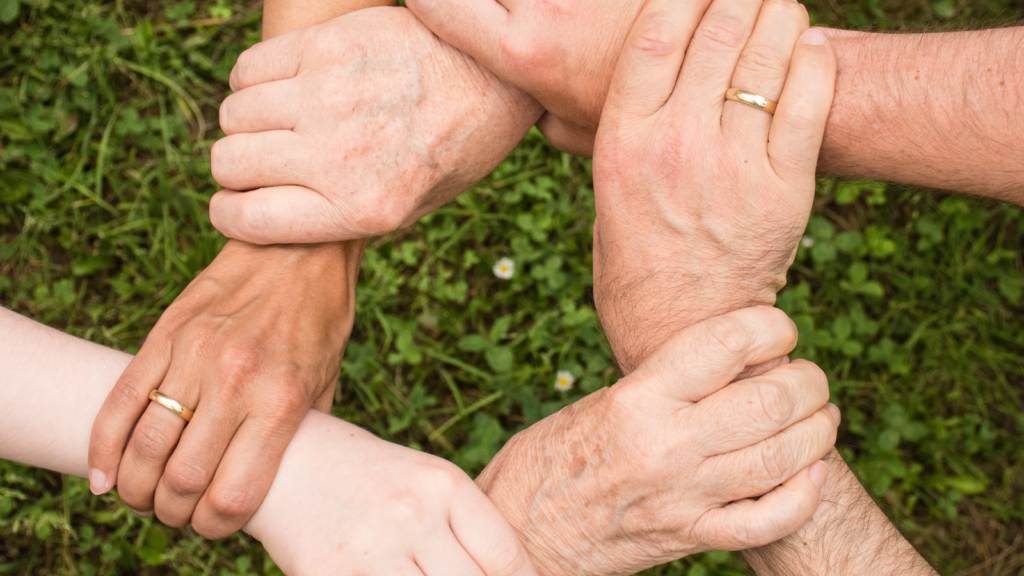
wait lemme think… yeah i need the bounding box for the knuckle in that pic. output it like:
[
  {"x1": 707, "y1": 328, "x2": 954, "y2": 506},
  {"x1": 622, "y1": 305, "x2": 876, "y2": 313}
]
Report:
[
  {"x1": 230, "y1": 49, "x2": 255, "y2": 90},
  {"x1": 757, "y1": 435, "x2": 792, "y2": 483},
  {"x1": 737, "y1": 44, "x2": 787, "y2": 76},
  {"x1": 694, "y1": 14, "x2": 747, "y2": 53},
  {"x1": 216, "y1": 345, "x2": 262, "y2": 387},
  {"x1": 164, "y1": 460, "x2": 212, "y2": 500},
  {"x1": 630, "y1": 14, "x2": 680, "y2": 59},
  {"x1": 780, "y1": 105, "x2": 820, "y2": 136},
  {"x1": 109, "y1": 377, "x2": 145, "y2": 411},
  {"x1": 498, "y1": 35, "x2": 545, "y2": 76},
  {"x1": 755, "y1": 380, "x2": 794, "y2": 428},
  {"x1": 388, "y1": 489, "x2": 429, "y2": 525},
  {"x1": 796, "y1": 360, "x2": 829, "y2": 397},
  {"x1": 217, "y1": 98, "x2": 235, "y2": 135},
  {"x1": 128, "y1": 422, "x2": 175, "y2": 463},
  {"x1": 705, "y1": 315, "x2": 750, "y2": 356},
  {"x1": 422, "y1": 459, "x2": 469, "y2": 496},
  {"x1": 767, "y1": 0, "x2": 809, "y2": 23},
  {"x1": 204, "y1": 483, "x2": 261, "y2": 521},
  {"x1": 209, "y1": 139, "x2": 230, "y2": 185}
]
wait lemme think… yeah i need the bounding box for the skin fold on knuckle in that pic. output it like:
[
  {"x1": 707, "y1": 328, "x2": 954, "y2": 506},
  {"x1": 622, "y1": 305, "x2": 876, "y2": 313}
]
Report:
[
  {"x1": 736, "y1": 43, "x2": 788, "y2": 79},
  {"x1": 629, "y1": 12, "x2": 682, "y2": 61},
  {"x1": 756, "y1": 435, "x2": 793, "y2": 487},
  {"x1": 201, "y1": 483, "x2": 261, "y2": 529},
  {"x1": 164, "y1": 458, "x2": 213, "y2": 501},
  {"x1": 693, "y1": 12, "x2": 747, "y2": 54},
  {"x1": 704, "y1": 315, "x2": 751, "y2": 357},
  {"x1": 754, "y1": 378, "x2": 795, "y2": 429},
  {"x1": 127, "y1": 421, "x2": 175, "y2": 465}
]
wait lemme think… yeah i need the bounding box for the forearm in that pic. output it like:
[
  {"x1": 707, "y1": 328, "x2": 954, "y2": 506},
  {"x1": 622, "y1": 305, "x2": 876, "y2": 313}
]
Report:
[
  {"x1": 0, "y1": 307, "x2": 342, "y2": 543},
  {"x1": 743, "y1": 449, "x2": 936, "y2": 576},
  {"x1": 821, "y1": 27, "x2": 1024, "y2": 205},
  {"x1": 262, "y1": 0, "x2": 395, "y2": 39}
]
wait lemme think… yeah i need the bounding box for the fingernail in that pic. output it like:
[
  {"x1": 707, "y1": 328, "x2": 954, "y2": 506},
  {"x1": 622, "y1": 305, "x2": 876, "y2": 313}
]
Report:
[
  {"x1": 129, "y1": 508, "x2": 153, "y2": 518},
  {"x1": 89, "y1": 469, "x2": 108, "y2": 495},
  {"x1": 809, "y1": 461, "x2": 828, "y2": 488},
  {"x1": 801, "y1": 28, "x2": 826, "y2": 46},
  {"x1": 826, "y1": 403, "x2": 842, "y2": 426}
]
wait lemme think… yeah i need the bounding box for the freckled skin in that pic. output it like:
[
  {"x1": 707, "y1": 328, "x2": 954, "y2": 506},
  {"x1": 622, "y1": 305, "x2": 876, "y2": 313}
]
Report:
[{"x1": 211, "y1": 7, "x2": 545, "y2": 242}]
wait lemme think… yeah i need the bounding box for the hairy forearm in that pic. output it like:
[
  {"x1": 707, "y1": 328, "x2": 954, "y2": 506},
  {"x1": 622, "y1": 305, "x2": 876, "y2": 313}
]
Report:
[
  {"x1": 743, "y1": 449, "x2": 936, "y2": 576},
  {"x1": 821, "y1": 27, "x2": 1024, "y2": 205}
]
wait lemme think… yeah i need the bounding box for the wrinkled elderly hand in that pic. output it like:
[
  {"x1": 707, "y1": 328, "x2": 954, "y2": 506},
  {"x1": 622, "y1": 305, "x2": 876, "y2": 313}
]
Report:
[
  {"x1": 405, "y1": 0, "x2": 654, "y2": 156},
  {"x1": 478, "y1": 307, "x2": 839, "y2": 576},
  {"x1": 592, "y1": 0, "x2": 836, "y2": 372},
  {"x1": 247, "y1": 411, "x2": 539, "y2": 576},
  {"x1": 88, "y1": 240, "x2": 362, "y2": 538},
  {"x1": 208, "y1": 6, "x2": 542, "y2": 244}
]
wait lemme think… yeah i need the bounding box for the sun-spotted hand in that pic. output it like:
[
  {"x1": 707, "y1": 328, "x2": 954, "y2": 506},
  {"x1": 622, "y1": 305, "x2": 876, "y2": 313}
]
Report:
[
  {"x1": 477, "y1": 307, "x2": 840, "y2": 576},
  {"x1": 208, "y1": 6, "x2": 542, "y2": 245}
]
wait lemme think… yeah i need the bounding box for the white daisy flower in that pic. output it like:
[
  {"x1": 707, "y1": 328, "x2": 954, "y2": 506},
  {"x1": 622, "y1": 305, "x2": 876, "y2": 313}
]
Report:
[
  {"x1": 554, "y1": 370, "x2": 576, "y2": 392},
  {"x1": 801, "y1": 235, "x2": 816, "y2": 248},
  {"x1": 493, "y1": 257, "x2": 515, "y2": 280}
]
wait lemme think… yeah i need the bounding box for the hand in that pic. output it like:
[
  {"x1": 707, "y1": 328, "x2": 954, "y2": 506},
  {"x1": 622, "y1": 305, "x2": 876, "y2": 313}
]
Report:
[
  {"x1": 246, "y1": 410, "x2": 540, "y2": 576},
  {"x1": 208, "y1": 6, "x2": 543, "y2": 244},
  {"x1": 591, "y1": 0, "x2": 836, "y2": 372},
  {"x1": 405, "y1": 0, "x2": 664, "y2": 156},
  {"x1": 477, "y1": 307, "x2": 839, "y2": 576},
  {"x1": 88, "y1": 240, "x2": 362, "y2": 538}
]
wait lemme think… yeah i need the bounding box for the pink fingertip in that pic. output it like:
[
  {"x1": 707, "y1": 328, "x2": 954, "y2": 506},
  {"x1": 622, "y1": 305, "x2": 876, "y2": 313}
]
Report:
[
  {"x1": 809, "y1": 461, "x2": 828, "y2": 488},
  {"x1": 89, "y1": 468, "x2": 108, "y2": 495},
  {"x1": 801, "y1": 28, "x2": 826, "y2": 46}
]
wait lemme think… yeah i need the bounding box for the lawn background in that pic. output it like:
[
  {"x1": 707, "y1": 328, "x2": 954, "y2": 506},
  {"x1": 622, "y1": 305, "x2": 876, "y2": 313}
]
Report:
[{"x1": 1, "y1": 0, "x2": 1023, "y2": 574}]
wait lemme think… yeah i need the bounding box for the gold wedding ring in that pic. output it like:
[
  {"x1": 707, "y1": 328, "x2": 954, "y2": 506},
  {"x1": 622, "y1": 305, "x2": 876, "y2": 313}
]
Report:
[
  {"x1": 725, "y1": 88, "x2": 778, "y2": 115},
  {"x1": 148, "y1": 390, "x2": 194, "y2": 422}
]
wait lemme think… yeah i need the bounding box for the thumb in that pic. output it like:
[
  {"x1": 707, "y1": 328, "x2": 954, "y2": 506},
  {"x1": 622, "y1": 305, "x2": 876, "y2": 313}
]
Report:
[
  {"x1": 210, "y1": 186, "x2": 350, "y2": 244},
  {"x1": 696, "y1": 461, "x2": 827, "y2": 550}
]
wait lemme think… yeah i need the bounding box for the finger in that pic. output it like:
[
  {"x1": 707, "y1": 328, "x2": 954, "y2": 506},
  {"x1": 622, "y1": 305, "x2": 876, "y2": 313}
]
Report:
[
  {"x1": 414, "y1": 536, "x2": 486, "y2": 576},
  {"x1": 209, "y1": 186, "x2": 344, "y2": 244},
  {"x1": 708, "y1": 404, "x2": 839, "y2": 501},
  {"x1": 229, "y1": 29, "x2": 309, "y2": 91},
  {"x1": 536, "y1": 114, "x2": 596, "y2": 158},
  {"x1": 450, "y1": 483, "x2": 540, "y2": 576},
  {"x1": 602, "y1": 0, "x2": 714, "y2": 121},
  {"x1": 190, "y1": 410, "x2": 303, "y2": 539},
  {"x1": 767, "y1": 27, "x2": 837, "y2": 182},
  {"x1": 403, "y1": 0, "x2": 509, "y2": 82},
  {"x1": 721, "y1": 0, "x2": 809, "y2": 144},
  {"x1": 694, "y1": 359, "x2": 830, "y2": 455},
  {"x1": 152, "y1": 397, "x2": 241, "y2": 528},
  {"x1": 672, "y1": 0, "x2": 762, "y2": 120},
  {"x1": 626, "y1": 306, "x2": 799, "y2": 404},
  {"x1": 695, "y1": 461, "x2": 827, "y2": 550},
  {"x1": 210, "y1": 131, "x2": 307, "y2": 191},
  {"x1": 219, "y1": 80, "x2": 300, "y2": 135},
  {"x1": 114, "y1": 374, "x2": 198, "y2": 512},
  {"x1": 88, "y1": 341, "x2": 172, "y2": 495}
]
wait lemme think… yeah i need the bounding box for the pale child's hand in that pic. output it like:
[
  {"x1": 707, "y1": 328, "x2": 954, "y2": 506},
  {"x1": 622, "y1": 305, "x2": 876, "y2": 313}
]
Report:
[{"x1": 245, "y1": 411, "x2": 540, "y2": 576}]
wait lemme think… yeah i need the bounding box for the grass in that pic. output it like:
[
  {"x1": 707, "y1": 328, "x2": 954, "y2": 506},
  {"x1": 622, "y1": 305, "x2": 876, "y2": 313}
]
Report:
[{"x1": 1, "y1": 0, "x2": 1023, "y2": 574}]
